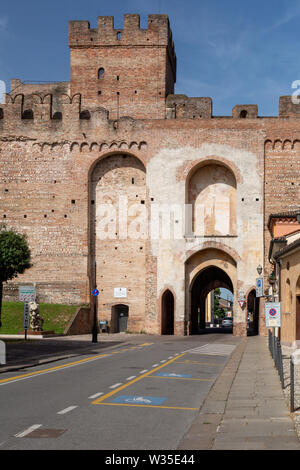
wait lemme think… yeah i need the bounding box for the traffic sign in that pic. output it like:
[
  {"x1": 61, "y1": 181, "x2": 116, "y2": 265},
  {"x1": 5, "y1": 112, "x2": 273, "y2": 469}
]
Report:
[
  {"x1": 19, "y1": 286, "x2": 36, "y2": 303},
  {"x1": 256, "y1": 277, "x2": 264, "y2": 297},
  {"x1": 92, "y1": 289, "x2": 99, "y2": 296},
  {"x1": 24, "y1": 302, "x2": 30, "y2": 330},
  {"x1": 265, "y1": 302, "x2": 281, "y2": 328}
]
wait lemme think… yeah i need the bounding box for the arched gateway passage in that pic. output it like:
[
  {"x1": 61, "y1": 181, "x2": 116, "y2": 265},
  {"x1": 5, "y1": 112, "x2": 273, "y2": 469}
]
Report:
[{"x1": 190, "y1": 266, "x2": 233, "y2": 333}]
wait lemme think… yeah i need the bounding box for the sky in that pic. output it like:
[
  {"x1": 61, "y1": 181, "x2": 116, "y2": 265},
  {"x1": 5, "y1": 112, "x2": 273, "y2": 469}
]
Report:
[{"x1": 1, "y1": 0, "x2": 300, "y2": 115}]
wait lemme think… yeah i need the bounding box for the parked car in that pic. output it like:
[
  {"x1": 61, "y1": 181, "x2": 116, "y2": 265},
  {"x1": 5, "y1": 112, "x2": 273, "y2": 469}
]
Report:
[{"x1": 222, "y1": 317, "x2": 233, "y2": 327}]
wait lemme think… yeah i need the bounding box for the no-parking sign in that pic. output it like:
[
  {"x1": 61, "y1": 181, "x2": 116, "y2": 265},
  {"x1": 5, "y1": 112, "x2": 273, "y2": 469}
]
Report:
[{"x1": 265, "y1": 302, "x2": 281, "y2": 328}]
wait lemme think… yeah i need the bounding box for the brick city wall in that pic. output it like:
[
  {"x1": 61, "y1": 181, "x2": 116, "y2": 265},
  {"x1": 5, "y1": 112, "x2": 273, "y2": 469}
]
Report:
[{"x1": 0, "y1": 14, "x2": 299, "y2": 335}]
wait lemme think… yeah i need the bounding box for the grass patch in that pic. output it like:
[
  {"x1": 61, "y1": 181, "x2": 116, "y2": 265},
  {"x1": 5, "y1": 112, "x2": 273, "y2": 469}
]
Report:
[{"x1": 0, "y1": 302, "x2": 87, "y2": 334}]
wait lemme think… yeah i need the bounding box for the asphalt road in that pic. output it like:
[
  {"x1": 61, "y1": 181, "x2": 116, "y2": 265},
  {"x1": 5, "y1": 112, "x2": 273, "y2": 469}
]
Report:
[{"x1": 0, "y1": 333, "x2": 240, "y2": 450}]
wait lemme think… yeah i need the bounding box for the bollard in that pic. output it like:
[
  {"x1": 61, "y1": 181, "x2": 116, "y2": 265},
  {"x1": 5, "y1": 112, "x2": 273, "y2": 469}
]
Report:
[{"x1": 0, "y1": 340, "x2": 6, "y2": 365}]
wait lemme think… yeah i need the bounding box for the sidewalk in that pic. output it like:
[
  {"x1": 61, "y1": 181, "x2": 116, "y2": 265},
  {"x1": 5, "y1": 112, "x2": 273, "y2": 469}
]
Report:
[
  {"x1": 179, "y1": 336, "x2": 300, "y2": 450},
  {"x1": 0, "y1": 333, "x2": 133, "y2": 372}
]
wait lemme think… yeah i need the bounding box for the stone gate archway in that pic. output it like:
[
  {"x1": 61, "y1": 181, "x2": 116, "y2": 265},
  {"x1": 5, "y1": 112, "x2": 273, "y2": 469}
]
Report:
[
  {"x1": 190, "y1": 266, "x2": 233, "y2": 333},
  {"x1": 185, "y1": 248, "x2": 237, "y2": 335}
]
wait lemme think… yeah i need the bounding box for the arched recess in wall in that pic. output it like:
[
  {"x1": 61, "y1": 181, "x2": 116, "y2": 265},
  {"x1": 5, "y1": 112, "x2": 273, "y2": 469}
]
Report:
[
  {"x1": 88, "y1": 152, "x2": 147, "y2": 328},
  {"x1": 186, "y1": 161, "x2": 237, "y2": 236},
  {"x1": 161, "y1": 289, "x2": 175, "y2": 335},
  {"x1": 286, "y1": 278, "x2": 291, "y2": 313}
]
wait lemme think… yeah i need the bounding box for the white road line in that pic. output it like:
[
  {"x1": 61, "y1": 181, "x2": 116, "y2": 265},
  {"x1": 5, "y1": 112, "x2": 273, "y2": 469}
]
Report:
[
  {"x1": 126, "y1": 376, "x2": 136, "y2": 381},
  {"x1": 160, "y1": 360, "x2": 166, "y2": 363},
  {"x1": 152, "y1": 364, "x2": 159, "y2": 367},
  {"x1": 57, "y1": 406, "x2": 78, "y2": 415},
  {"x1": 168, "y1": 356, "x2": 173, "y2": 359},
  {"x1": 15, "y1": 424, "x2": 42, "y2": 438},
  {"x1": 110, "y1": 383, "x2": 122, "y2": 389},
  {"x1": 88, "y1": 392, "x2": 103, "y2": 399},
  {"x1": 140, "y1": 370, "x2": 148, "y2": 374}
]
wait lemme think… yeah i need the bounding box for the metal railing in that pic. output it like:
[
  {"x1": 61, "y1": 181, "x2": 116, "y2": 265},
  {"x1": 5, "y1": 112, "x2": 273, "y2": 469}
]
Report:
[
  {"x1": 290, "y1": 356, "x2": 295, "y2": 413},
  {"x1": 268, "y1": 329, "x2": 284, "y2": 388}
]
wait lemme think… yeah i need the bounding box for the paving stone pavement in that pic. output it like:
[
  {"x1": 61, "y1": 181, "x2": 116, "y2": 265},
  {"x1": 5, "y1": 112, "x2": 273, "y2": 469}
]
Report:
[{"x1": 179, "y1": 336, "x2": 300, "y2": 450}]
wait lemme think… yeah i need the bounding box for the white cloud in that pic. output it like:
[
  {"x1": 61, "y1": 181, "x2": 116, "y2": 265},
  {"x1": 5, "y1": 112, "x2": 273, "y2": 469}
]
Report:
[
  {"x1": 263, "y1": 0, "x2": 300, "y2": 33},
  {"x1": 0, "y1": 16, "x2": 8, "y2": 30}
]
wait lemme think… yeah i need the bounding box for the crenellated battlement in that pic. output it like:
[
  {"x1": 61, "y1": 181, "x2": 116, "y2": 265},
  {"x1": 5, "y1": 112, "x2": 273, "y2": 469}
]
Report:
[
  {"x1": 69, "y1": 14, "x2": 174, "y2": 52},
  {"x1": 2, "y1": 92, "x2": 300, "y2": 128}
]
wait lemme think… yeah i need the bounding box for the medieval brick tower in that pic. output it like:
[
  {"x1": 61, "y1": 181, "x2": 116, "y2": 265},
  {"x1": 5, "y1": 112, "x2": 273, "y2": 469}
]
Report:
[
  {"x1": 1, "y1": 14, "x2": 299, "y2": 337},
  {"x1": 69, "y1": 14, "x2": 176, "y2": 119}
]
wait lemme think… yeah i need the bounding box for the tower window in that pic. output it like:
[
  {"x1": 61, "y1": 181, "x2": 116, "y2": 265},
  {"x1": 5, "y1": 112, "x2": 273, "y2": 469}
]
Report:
[
  {"x1": 117, "y1": 31, "x2": 121, "y2": 40},
  {"x1": 80, "y1": 110, "x2": 91, "y2": 120},
  {"x1": 240, "y1": 110, "x2": 247, "y2": 118},
  {"x1": 52, "y1": 112, "x2": 62, "y2": 120},
  {"x1": 22, "y1": 109, "x2": 34, "y2": 120},
  {"x1": 98, "y1": 68, "x2": 105, "y2": 79}
]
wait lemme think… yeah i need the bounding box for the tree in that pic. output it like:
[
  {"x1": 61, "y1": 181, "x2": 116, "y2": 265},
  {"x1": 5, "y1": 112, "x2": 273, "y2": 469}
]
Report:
[
  {"x1": 213, "y1": 288, "x2": 226, "y2": 320},
  {"x1": 0, "y1": 224, "x2": 31, "y2": 327}
]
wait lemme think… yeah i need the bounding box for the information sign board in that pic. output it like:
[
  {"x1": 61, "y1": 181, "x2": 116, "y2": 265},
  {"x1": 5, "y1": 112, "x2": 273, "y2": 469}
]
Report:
[{"x1": 114, "y1": 288, "x2": 127, "y2": 298}]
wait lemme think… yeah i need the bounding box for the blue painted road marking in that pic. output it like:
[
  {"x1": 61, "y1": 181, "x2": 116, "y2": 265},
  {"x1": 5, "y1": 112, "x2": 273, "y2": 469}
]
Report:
[
  {"x1": 111, "y1": 395, "x2": 167, "y2": 405},
  {"x1": 154, "y1": 373, "x2": 193, "y2": 378}
]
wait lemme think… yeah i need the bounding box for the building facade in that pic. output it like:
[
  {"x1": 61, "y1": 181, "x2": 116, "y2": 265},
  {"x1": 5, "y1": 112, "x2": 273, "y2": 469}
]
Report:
[
  {"x1": 0, "y1": 14, "x2": 299, "y2": 336},
  {"x1": 268, "y1": 212, "x2": 300, "y2": 346}
]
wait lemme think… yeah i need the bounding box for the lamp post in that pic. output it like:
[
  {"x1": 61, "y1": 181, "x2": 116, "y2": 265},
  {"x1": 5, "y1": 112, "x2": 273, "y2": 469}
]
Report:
[
  {"x1": 92, "y1": 261, "x2": 98, "y2": 343},
  {"x1": 257, "y1": 264, "x2": 263, "y2": 276}
]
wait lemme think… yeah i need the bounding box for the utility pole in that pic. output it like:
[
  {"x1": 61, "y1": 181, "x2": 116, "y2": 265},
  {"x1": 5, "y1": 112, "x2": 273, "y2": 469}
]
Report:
[{"x1": 92, "y1": 261, "x2": 98, "y2": 343}]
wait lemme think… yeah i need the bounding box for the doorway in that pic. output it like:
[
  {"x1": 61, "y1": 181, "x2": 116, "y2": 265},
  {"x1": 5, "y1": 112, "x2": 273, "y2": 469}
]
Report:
[
  {"x1": 296, "y1": 296, "x2": 300, "y2": 341},
  {"x1": 112, "y1": 304, "x2": 129, "y2": 333},
  {"x1": 247, "y1": 289, "x2": 259, "y2": 335},
  {"x1": 161, "y1": 290, "x2": 174, "y2": 335}
]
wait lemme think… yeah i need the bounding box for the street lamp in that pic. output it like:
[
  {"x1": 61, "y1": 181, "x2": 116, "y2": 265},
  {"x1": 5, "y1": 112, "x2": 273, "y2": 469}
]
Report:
[{"x1": 257, "y1": 264, "x2": 263, "y2": 276}]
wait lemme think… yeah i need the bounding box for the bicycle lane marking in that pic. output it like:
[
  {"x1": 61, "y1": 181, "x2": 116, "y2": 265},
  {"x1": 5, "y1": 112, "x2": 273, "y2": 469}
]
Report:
[{"x1": 91, "y1": 352, "x2": 200, "y2": 410}]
